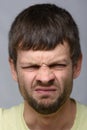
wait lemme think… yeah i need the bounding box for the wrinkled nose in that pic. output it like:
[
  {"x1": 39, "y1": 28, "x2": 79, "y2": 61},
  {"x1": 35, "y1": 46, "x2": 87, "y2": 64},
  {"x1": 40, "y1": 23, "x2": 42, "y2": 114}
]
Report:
[{"x1": 36, "y1": 65, "x2": 55, "y2": 85}]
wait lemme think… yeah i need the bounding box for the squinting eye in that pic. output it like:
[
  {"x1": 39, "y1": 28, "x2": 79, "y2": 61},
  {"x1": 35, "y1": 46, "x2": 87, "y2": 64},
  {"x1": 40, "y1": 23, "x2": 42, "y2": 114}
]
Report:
[
  {"x1": 22, "y1": 65, "x2": 40, "y2": 71},
  {"x1": 49, "y1": 64, "x2": 67, "y2": 70}
]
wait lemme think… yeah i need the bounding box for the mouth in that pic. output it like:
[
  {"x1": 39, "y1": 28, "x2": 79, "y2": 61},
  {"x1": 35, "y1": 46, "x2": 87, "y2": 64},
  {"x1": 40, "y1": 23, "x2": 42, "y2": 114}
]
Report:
[{"x1": 35, "y1": 87, "x2": 57, "y2": 95}]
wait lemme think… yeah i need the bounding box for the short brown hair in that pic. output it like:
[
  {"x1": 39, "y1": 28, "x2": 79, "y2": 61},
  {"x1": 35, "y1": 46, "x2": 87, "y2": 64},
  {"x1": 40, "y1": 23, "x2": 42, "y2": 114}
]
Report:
[{"x1": 8, "y1": 3, "x2": 82, "y2": 65}]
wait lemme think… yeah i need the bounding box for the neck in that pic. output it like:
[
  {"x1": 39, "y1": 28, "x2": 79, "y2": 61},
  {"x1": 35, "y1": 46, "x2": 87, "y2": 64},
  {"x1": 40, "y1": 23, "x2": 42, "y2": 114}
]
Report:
[{"x1": 23, "y1": 99, "x2": 76, "y2": 130}]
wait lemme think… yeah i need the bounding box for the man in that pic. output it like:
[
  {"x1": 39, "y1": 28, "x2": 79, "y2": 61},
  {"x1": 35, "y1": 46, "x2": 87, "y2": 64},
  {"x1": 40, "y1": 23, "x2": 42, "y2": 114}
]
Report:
[{"x1": 0, "y1": 3, "x2": 87, "y2": 130}]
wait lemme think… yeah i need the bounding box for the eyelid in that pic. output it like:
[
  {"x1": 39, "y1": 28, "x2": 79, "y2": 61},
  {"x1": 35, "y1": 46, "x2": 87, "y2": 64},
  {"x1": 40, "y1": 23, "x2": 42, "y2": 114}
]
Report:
[
  {"x1": 49, "y1": 63, "x2": 67, "y2": 67},
  {"x1": 20, "y1": 61, "x2": 69, "y2": 70},
  {"x1": 21, "y1": 64, "x2": 40, "y2": 69}
]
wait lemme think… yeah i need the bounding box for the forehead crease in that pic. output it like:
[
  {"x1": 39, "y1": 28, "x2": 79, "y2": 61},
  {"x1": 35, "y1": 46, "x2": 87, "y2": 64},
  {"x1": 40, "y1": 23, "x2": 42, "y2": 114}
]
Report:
[
  {"x1": 31, "y1": 51, "x2": 55, "y2": 64},
  {"x1": 17, "y1": 42, "x2": 70, "y2": 63}
]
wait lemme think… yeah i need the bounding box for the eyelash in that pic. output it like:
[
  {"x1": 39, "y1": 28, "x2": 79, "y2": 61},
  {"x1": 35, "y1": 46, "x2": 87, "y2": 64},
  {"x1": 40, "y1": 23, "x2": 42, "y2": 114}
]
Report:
[
  {"x1": 22, "y1": 65, "x2": 39, "y2": 69},
  {"x1": 50, "y1": 64, "x2": 67, "y2": 70},
  {"x1": 22, "y1": 64, "x2": 67, "y2": 71}
]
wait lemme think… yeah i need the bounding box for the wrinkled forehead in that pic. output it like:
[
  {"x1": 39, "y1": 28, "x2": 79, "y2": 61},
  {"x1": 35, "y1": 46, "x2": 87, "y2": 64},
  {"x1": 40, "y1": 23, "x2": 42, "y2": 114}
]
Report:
[{"x1": 17, "y1": 42, "x2": 71, "y2": 65}]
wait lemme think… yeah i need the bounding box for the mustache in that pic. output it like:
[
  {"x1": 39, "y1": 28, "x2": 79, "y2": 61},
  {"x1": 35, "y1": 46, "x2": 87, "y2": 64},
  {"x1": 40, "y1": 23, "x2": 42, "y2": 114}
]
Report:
[{"x1": 33, "y1": 79, "x2": 58, "y2": 87}]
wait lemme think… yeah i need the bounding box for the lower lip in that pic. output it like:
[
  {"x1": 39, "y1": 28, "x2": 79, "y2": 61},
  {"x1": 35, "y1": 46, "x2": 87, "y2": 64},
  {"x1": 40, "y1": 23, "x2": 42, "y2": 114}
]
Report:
[{"x1": 35, "y1": 89, "x2": 56, "y2": 95}]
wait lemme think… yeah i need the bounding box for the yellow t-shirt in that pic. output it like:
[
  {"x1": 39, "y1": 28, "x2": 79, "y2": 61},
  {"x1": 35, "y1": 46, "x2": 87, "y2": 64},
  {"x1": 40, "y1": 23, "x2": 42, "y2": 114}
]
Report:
[{"x1": 0, "y1": 101, "x2": 87, "y2": 130}]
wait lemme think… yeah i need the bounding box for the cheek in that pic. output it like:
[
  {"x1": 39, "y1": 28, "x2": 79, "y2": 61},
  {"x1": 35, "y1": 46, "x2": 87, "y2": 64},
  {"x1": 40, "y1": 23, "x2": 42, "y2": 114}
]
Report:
[
  {"x1": 18, "y1": 71, "x2": 36, "y2": 88},
  {"x1": 54, "y1": 69, "x2": 73, "y2": 86},
  {"x1": 55, "y1": 70, "x2": 72, "y2": 79}
]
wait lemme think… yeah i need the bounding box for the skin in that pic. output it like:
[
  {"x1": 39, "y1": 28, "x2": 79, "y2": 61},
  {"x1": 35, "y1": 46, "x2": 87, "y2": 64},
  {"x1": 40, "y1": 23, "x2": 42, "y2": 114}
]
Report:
[{"x1": 9, "y1": 41, "x2": 82, "y2": 130}]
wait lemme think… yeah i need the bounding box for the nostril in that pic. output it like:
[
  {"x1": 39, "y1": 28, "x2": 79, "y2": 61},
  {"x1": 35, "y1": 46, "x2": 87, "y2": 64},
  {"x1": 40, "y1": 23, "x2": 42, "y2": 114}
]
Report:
[
  {"x1": 36, "y1": 79, "x2": 55, "y2": 86},
  {"x1": 48, "y1": 79, "x2": 55, "y2": 85}
]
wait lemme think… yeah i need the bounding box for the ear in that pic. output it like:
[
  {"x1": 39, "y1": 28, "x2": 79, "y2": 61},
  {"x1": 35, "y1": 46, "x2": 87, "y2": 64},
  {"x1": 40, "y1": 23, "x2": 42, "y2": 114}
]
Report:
[
  {"x1": 9, "y1": 58, "x2": 18, "y2": 81},
  {"x1": 73, "y1": 54, "x2": 82, "y2": 79}
]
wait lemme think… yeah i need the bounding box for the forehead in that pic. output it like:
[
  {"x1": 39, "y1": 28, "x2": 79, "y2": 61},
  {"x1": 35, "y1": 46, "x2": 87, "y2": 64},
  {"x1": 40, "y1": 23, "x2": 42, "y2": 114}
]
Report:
[{"x1": 17, "y1": 42, "x2": 70, "y2": 64}]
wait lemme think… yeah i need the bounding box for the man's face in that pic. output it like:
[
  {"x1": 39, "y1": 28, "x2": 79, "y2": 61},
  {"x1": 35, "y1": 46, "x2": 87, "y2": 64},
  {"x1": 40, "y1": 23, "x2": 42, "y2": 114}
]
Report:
[{"x1": 10, "y1": 42, "x2": 81, "y2": 114}]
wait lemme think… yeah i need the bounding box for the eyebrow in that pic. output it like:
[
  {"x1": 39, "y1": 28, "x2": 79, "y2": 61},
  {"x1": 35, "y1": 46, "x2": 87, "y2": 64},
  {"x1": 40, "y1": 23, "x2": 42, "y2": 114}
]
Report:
[{"x1": 19, "y1": 59, "x2": 71, "y2": 66}]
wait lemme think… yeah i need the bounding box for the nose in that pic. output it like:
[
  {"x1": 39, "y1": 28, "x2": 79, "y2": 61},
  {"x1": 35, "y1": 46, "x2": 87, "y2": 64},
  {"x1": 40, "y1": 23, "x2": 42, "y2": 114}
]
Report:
[{"x1": 36, "y1": 65, "x2": 55, "y2": 84}]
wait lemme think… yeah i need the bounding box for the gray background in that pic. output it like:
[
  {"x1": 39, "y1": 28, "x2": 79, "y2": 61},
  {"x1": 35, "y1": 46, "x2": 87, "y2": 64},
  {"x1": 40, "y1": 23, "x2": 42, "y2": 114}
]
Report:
[{"x1": 0, "y1": 0, "x2": 87, "y2": 108}]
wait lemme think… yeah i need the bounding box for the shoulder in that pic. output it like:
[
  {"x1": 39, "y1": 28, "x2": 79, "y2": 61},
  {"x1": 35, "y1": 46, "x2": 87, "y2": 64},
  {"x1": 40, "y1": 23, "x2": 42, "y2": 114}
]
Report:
[
  {"x1": 71, "y1": 101, "x2": 87, "y2": 130},
  {"x1": 77, "y1": 102, "x2": 87, "y2": 115},
  {"x1": 0, "y1": 103, "x2": 24, "y2": 118},
  {"x1": 73, "y1": 102, "x2": 87, "y2": 129},
  {"x1": 0, "y1": 103, "x2": 24, "y2": 129},
  {"x1": 77, "y1": 102, "x2": 87, "y2": 122}
]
